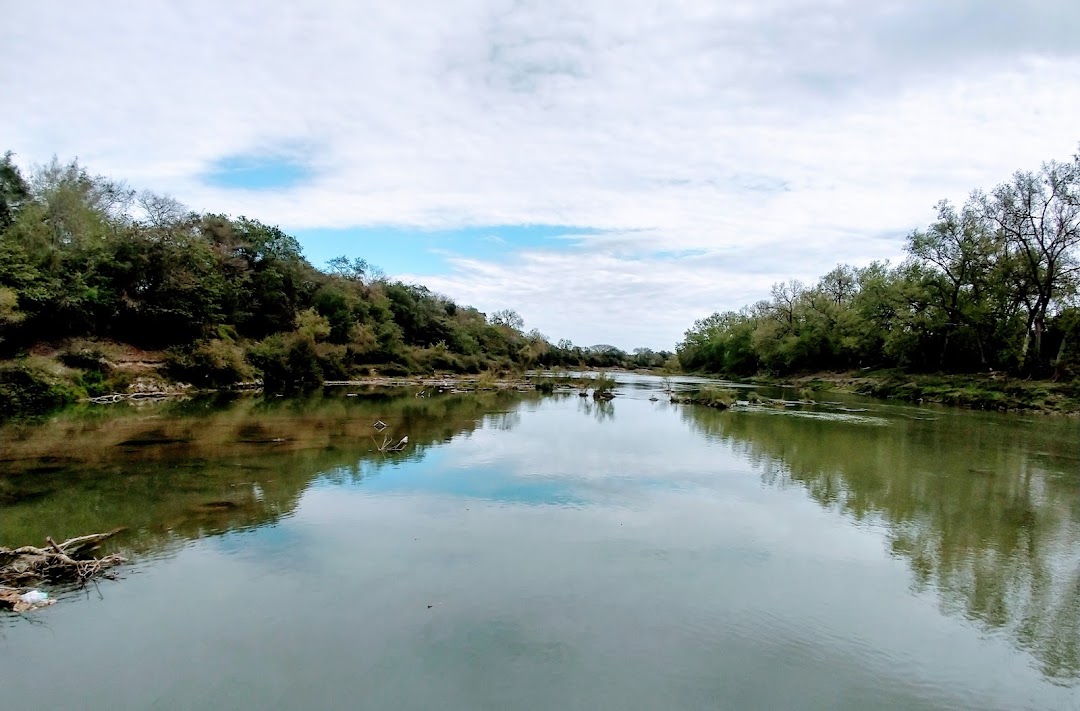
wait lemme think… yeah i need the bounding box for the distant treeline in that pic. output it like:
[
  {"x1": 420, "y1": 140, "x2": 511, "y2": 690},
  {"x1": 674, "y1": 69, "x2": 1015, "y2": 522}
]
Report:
[
  {"x1": 0, "y1": 152, "x2": 669, "y2": 399},
  {"x1": 679, "y1": 148, "x2": 1080, "y2": 379}
]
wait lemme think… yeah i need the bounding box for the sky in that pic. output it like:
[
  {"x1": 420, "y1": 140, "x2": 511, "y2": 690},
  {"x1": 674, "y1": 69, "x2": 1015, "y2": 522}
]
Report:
[{"x1": 3, "y1": 1, "x2": 1080, "y2": 350}]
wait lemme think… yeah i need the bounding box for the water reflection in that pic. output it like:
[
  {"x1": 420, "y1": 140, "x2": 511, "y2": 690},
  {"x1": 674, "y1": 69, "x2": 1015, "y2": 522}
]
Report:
[
  {"x1": 0, "y1": 389, "x2": 540, "y2": 552},
  {"x1": 1, "y1": 379, "x2": 1078, "y2": 692},
  {"x1": 679, "y1": 402, "x2": 1080, "y2": 684},
  {"x1": 577, "y1": 396, "x2": 615, "y2": 422}
]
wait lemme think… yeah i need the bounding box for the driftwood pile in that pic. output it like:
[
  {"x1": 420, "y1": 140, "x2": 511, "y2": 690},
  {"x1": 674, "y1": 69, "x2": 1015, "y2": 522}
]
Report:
[{"x1": 0, "y1": 529, "x2": 127, "y2": 612}]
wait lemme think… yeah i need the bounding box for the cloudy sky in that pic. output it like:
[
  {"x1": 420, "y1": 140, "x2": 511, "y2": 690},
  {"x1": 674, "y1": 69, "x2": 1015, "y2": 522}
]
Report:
[{"x1": 4, "y1": 1, "x2": 1080, "y2": 349}]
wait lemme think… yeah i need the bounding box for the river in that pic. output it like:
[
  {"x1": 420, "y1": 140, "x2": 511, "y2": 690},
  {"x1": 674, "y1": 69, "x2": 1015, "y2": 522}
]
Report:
[{"x1": 1, "y1": 373, "x2": 1078, "y2": 710}]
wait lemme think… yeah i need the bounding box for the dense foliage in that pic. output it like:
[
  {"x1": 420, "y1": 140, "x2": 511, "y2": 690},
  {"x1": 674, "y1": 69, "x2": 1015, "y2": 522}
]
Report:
[
  {"x1": 0, "y1": 153, "x2": 665, "y2": 406},
  {"x1": 678, "y1": 150, "x2": 1080, "y2": 380}
]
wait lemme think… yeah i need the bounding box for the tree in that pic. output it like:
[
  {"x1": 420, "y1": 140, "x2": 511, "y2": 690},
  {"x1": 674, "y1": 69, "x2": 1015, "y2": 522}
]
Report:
[
  {"x1": 489, "y1": 309, "x2": 524, "y2": 330},
  {"x1": 0, "y1": 152, "x2": 30, "y2": 231},
  {"x1": 818, "y1": 265, "x2": 858, "y2": 306},
  {"x1": 326, "y1": 255, "x2": 371, "y2": 282},
  {"x1": 984, "y1": 159, "x2": 1080, "y2": 371},
  {"x1": 908, "y1": 198, "x2": 999, "y2": 368},
  {"x1": 137, "y1": 190, "x2": 190, "y2": 230}
]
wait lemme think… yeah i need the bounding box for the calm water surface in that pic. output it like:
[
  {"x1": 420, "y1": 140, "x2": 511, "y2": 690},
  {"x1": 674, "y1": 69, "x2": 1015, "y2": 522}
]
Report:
[{"x1": 1, "y1": 374, "x2": 1078, "y2": 710}]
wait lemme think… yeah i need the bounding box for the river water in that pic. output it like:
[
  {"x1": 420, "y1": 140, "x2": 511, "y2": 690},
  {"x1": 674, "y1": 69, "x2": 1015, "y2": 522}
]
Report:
[{"x1": 1, "y1": 374, "x2": 1078, "y2": 710}]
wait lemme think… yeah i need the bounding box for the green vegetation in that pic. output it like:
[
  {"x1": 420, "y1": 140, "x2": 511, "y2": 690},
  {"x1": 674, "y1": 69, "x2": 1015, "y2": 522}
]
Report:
[
  {"x1": 678, "y1": 148, "x2": 1080, "y2": 409},
  {"x1": 591, "y1": 373, "x2": 617, "y2": 393},
  {"x1": 590, "y1": 373, "x2": 617, "y2": 400},
  {"x1": 0, "y1": 360, "x2": 79, "y2": 417},
  {"x1": 671, "y1": 386, "x2": 738, "y2": 409},
  {"x1": 0, "y1": 152, "x2": 669, "y2": 416},
  {"x1": 852, "y1": 370, "x2": 1080, "y2": 412}
]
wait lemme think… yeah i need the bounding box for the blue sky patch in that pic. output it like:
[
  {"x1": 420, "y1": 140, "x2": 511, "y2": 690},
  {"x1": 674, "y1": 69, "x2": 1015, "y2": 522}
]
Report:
[
  {"x1": 203, "y1": 154, "x2": 312, "y2": 190},
  {"x1": 293, "y1": 224, "x2": 604, "y2": 276}
]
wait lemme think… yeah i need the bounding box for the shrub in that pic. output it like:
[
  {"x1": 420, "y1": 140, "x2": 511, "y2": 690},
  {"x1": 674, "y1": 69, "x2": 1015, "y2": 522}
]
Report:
[
  {"x1": 166, "y1": 339, "x2": 253, "y2": 387},
  {"x1": 593, "y1": 373, "x2": 617, "y2": 393},
  {"x1": 476, "y1": 369, "x2": 500, "y2": 389},
  {"x1": 414, "y1": 344, "x2": 462, "y2": 372},
  {"x1": 672, "y1": 386, "x2": 737, "y2": 409},
  {"x1": 533, "y1": 377, "x2": 556, "y2": 394},
  {"x1": 315, "y1": 343, "x2": 351, "y2": 380},
  {"x1": 246, "y1": 334, "x2": 323, "y2": 393},
  {"x1": 457, "y1": 355, "x2": 484, "y2": 374},
  {"x1": 0, "y1": 361, "x2": 79, "y2": 418},
  {"x1": 697, "y1": 386, "x2": 736, "y2": 408},
  {"x1": 74, "y1": 367, "x2": 108, "y2": 396}
]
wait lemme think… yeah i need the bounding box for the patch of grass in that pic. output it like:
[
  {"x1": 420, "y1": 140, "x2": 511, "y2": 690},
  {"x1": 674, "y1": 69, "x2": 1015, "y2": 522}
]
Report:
[
  {"x1": 533, "y1": 378, "x2": 556, "y2": 394},
  {"x1": 857, "y1": 372, "x2": 1075, "y2": 412},
  {"x1": 476, "y1": 369, "x2": 500, "y2": 390},
  {"x1": 672, "y1": 386, "x2": 737, "y2": 409},
  {"x1": 593, "y1": 373, "x2": 617, "y2": 393}
]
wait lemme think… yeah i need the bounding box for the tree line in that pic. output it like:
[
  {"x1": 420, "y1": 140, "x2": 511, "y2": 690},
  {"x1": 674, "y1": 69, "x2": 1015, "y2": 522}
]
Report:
[
  {"x1": 678, "y1": 149, "x2": 1080, "y2": 379},
  {"x1": 0, "y1": 153, "x2": 666, "y2": 404}
]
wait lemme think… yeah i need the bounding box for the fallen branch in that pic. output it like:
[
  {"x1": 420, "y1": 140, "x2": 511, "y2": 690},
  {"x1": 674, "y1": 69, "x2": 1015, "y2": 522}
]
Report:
[
  {"x1": 371, "y1": 434, "x2": 410, "y2": 452},
  {"x1": 0, "y1": 530, "x2": 128, "y2": 608},
  {"x1": 87, "y1": 392, "x2": 186, "y2": 404}
]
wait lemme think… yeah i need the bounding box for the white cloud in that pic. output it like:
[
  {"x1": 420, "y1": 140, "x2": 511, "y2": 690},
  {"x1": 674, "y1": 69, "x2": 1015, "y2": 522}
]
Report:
[{"x1": 4, "y1": 0, "x2": 1080, "y2": 347}]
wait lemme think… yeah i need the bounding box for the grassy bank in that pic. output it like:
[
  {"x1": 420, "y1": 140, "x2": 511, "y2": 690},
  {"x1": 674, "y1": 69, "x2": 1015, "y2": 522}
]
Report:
[{"x1": 749, "y1": 369, "x2": 1080, "y2": 414}]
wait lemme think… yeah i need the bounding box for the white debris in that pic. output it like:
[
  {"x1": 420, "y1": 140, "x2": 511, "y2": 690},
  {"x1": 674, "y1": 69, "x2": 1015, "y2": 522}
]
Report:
[{"x1": 20, "y1": 590, "x2": 48, "y2": 605}]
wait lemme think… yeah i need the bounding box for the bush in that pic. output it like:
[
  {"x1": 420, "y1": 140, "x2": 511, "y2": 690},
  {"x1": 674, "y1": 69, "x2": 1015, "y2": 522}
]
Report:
[
  {"x1": 166, "y1": 339, "x2": 253, "y2": 387},
  {"x1": 533, "y1": 377, "x2": 556, "y2": 394},
  {"x1": 672, "y1": 386, "x2": 737, "y2": 409},
  {"x1": 246, "y1": 334, "x2": 324, "y2": 393},
  {"x1": 593, "y1": 373, "x2": 617, "y2": 393},
  {"x1": 0, "y1": 361, "x2": 79, "y2": 418},
  {"x1": 315, "y1": 343, "x2": 351, "y2": 380},
  {"x1": 413, "y1": 344, "x2": 462, "y2": 372},
  {"x1": 74, "y1": 367, "x2": 108, "y2": 396},
  {"x1": 476, "y1": 369, "x2": 500, "y2": 389},
  {"x1": 457, "y1": 355, "x2": 484, "y2": 374}
]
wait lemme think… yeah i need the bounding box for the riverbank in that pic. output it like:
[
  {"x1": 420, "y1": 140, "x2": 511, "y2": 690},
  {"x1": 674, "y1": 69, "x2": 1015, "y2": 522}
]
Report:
[
  {"x1": 0, "y1": 347, "x2": 623, "y2": 419},
  {"x1": 746, "y1": 369, "x2": 1080, "y2": 415}
]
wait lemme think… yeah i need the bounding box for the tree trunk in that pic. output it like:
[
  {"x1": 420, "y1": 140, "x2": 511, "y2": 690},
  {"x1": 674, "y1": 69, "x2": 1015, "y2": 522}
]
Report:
[
  {"x1": 974, "y1": 330, "x2": 988, "y2": 368},
  {"x1": 1051, "y1": 333, "x2": 1068, "y2": 380}
]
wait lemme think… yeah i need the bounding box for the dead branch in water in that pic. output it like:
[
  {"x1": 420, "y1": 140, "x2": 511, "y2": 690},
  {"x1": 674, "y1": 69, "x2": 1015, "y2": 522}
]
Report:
[
  {"x1": 0, "y1": 529, "x2": 128, "y2": 609},
  {"x1": 371, "y1": 433, "x2": 409, "y2": 452}
]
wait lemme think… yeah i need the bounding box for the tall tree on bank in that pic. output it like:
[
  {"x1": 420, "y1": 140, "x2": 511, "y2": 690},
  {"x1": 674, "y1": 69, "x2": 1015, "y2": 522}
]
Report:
[
  {"x1": 679, "y1": 147, "x2": 1080, "y2": 378},
  {"x1": 984, "y1": 159, "x2": 1080, "y2": 372}
]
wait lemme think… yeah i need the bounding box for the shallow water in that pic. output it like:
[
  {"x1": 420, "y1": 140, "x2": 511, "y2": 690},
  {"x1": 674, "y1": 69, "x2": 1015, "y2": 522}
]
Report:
[{"x1": 1, "y1": 375, "x2": 1078, "y2": 710}]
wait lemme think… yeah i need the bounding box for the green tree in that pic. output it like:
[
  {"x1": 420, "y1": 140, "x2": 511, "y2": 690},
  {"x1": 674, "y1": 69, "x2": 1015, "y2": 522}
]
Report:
[{"x1": 0, "y1": 151, "x2": 30, "y2": 231}]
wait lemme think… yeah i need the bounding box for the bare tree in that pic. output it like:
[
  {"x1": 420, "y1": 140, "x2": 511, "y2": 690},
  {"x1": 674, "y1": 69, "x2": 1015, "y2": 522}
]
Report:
[
  {"x1": 489, "y1": 309, "x2": 524, "y2": 330},
  {"x1": 770, "y1": 279, "x2": 804, "y2": 330},
  {"x1": 137, "y1": 190, "x2": 189, "y2": 229}
]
